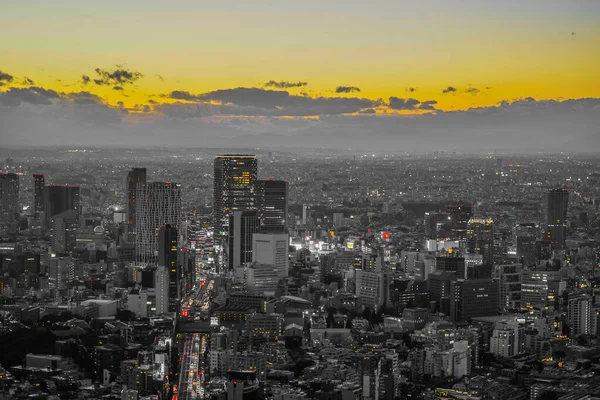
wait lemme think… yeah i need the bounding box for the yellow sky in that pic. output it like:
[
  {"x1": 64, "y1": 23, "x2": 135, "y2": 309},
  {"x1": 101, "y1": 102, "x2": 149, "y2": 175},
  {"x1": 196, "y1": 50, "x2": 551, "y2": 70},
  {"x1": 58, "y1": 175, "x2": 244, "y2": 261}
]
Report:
[{"x1": 1, "y1": 1, "x2": 599, "y2": 112}]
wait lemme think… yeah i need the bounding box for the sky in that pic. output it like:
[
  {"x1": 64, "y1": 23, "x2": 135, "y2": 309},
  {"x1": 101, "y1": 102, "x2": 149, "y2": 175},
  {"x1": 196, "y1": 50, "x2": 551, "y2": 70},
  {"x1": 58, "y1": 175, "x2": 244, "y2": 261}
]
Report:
[{"x1": 0, "y1": 0, "x2": 599, "y2": 152}]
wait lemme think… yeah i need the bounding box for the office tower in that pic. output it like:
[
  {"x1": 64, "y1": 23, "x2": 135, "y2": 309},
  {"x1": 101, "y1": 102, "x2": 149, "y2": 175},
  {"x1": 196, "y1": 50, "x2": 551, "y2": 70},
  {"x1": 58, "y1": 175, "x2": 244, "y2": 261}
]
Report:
[
  {"x1": 545, "y1": 189, "x2": 569, "y2": 249},
  {"x1": 158, "y1": 224, "x2": 179, "y2": 313},
  {"x1": 33, "y1": 174, "x2": 45, "y2": 215},
  {"x1": 495, "y1": 263, "x2": 522, "y2": 312},
  {"x1": 50, "y1": 210, "x2": 78, "y2": 253},
  {"x1": 44, "y1": 185, "x2": 80, "y2": 227},
  {"x1": 302, "y1": 204, "x2": 309, "y2": 225},
  {"x1": 449, "y1": 279, "x2": 498, "y2": 322},
  {"x1": 466, "y1": 216, "x2": 494, "y2": 266},
  {"x1": 568, "y1": 294, "x2": 592, "y2": 337},
  {"x1": 436, "y1": 254, "x2": 466, "y2": 279},
  {"x1": 126, "y1": 168, "x2": 147, "y2": 244},
  {"x1": 443, "y1": 203, "x2": 472, "y2": 239},
  {"x1": 0, "y1": 173, "x2": 19, "y2": 229},
  {"x1": 155, "y1": 266, "x2": 169, "y2": 314},
  {"x1": 428, "y1": 271, "x2": 457, "y2": 314},
  {"x1": 252, "y1": 233, "x2": 289, "y2": 278},
  {"x1": 255, "y1": 180, "x2": 288, "y2": 233},
  {"x1": 355, "y1": 269, "x2": 387, "y2": 310},
  {"x1": 228, "y1": 210, "x2": 260, "y2": 270},
  {"x1": 135, "y1": 182, "x2": 181, "y2": 265},
  {"x1": 213, "y1": 155, "x2": 258, "y2": 267}
]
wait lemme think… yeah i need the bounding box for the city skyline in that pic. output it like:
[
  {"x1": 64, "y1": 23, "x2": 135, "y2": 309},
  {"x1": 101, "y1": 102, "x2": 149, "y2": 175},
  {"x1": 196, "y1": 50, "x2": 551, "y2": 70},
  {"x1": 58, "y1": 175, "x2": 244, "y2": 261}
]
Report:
[{"x1": 1, "y1": 1, "x2": 599, "y2": 152}]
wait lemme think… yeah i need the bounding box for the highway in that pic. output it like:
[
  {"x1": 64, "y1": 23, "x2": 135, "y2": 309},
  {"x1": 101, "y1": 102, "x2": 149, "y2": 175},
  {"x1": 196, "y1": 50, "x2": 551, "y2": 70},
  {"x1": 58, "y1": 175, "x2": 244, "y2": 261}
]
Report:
[{"x1": 176, "y1": 334, "x2": 205, "y2": 400}]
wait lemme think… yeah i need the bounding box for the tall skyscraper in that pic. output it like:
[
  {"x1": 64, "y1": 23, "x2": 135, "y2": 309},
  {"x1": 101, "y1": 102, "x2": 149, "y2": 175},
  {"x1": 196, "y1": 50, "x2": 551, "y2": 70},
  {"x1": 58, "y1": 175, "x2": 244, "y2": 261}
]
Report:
[
  {"x1": 135, "y1": 182, "x2": 181, "y2": 265},
  {"x1": 255, "y1": 180, "x2": 288, "y2": 233},
  {"x1": 0, "y1": 173, "x2": 19, "y2": 230},
  {"x1": 252, "y1": 232, "x2": 289, "y2": 278},
  {"x1": 44, "y1": 185, "x2": 80, "y2": 226},
  {"x1": 33, "y1": 174, "x2": 45, "y2": 215},
  {"x1": 158, "y1": 224, "x2": 179, "y2": 312},
  {"x1": 466, "y1": 216, "x2": 494, "y2": 266},
  {"x1": 126, "y1": 168, "x2": 147, "y2": 244},
  {"x1": 229, "y1": 210, "x2": 260, "y2": 270},
  {"x1": 567, "y1": 294, "x2": 592, "y2": 337},
  {"x1": 50, "y1": 209, "x2": 78, "y2": 253},
  {"x1": 545, "y1": 189, "x2": 569, "y2": 249},
  {"x1": 213, "y1": 155, "x2": 258, "y2": 267}
]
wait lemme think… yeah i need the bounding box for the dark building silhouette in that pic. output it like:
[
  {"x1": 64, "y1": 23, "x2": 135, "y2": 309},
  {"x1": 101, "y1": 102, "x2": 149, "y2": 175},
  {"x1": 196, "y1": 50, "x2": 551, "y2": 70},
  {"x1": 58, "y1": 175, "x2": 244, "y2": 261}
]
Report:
[
  {"x1": 449, "y1": 279, "x2": 498, "y2": 322},
  {"x1": 44, "y1": 185, "x2": 80, "y2": 228},
  {"x1": 228, "y1": 210, "x2": 260, "y2": 270},
  {"x1": 256, "y1": 180, "x2": 288, "y2": 233},
  {"x1": 545, "y1": 189, "x2": 569, "y2": 249},
  {"x1": 436, "y1": 254, "x2": 465, "y2": 279},
  {"x1": 158, "y1": 224, "x2": 179, "y2": 312},
  {"x1": 126, "y1": 168, "x2": 147, "y2": 244},
  {"x1": 33, "y1": 174, "x2": 45, "y2": 215},
  {"x1": 443, "y1": 202, "x2": 472, "y2": 239},
  {"x1": 0, "y1": 173, "x2": 19, "y2": 230},
  {"x1": 213, "y1": 155, "x2": 257, "y2": 269},
  {"x1": 466, "y1": 216, "x2": 494, "y2": 266}
]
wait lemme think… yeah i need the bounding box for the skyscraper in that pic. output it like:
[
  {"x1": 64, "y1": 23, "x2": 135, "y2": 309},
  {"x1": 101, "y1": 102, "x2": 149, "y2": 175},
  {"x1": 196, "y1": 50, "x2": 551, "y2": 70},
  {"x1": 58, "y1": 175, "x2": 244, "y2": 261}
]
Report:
[
  {"x1": 158, "y1": 224, "x2": 179, "y2": 313},
  {"x1": 443, "y1": 203, "x2": 473, "y2": 240},
  {"x1": 50, "y1": 209, "x2": 78, "y2": 253},
  {"x1": 449, "y1": 279, "x2": 498, "y2": 322},
  {"x1": 252, "y1": 232, "x2": 289, "y2": 278},
  {"x1": 33, "y1": 174, "x2": 45, "y2": 215},
  {"x1": 228, "y1": 210, "x2": 260, "y2": 270},
  {"x1": 44, "y1": 185, "x2": 80, "y2": 226},
  {"x1": 255, "y1": 180, "x2": 288, "y2": 233},
  {"x1": 466, "y1": 216, "x2": 494, "y2": 266},
  {"x1": 213, "y1": 155, "x2": 258, "y2": 266},
  {"x1": 135, "y1": 182, "x2": 181, "y2": 265},
  {"x1": 0, "y1": 173, "x2": 19, "y2": 230},
  {"x1": 545, "y1": 189, "x2": 569, "y2": 249},
  {"x1": 126, "y1": 168, "x2": 147, "y2": 244}
]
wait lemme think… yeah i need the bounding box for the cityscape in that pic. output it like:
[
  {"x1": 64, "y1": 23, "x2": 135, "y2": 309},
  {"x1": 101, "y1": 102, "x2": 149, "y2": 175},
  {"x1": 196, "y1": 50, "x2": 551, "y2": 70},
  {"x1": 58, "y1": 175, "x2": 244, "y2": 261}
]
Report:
[
  {"x1": 0, "y1": 149, "x2": 599, "y2": 400},
  {"x1": 1, "y1": 1, "x2": 600, "y2": 399}
]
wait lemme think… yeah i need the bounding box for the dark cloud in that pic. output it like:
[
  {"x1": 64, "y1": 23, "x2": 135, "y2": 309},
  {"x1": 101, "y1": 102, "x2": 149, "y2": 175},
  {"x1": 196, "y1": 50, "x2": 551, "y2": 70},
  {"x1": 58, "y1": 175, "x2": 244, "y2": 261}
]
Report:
[
  {"x1": 22, "y1": 77, "x2": 35, "y2": 86},
  {"x1": 442, "y1": 86, "x2": 457, "y2": 94},
  {"x1": 335, "y1": 86, "x2": 360, "y2": 93},
  {"x1": 388, "y1": 97, "x2": 420, "y2": 110},
  {"x1": 358, "y1": 108, "x2": 376, "y2": 114},
  {"x1": 418, "y1": 100, "x2": 438, "y2": 110},
  {"x1": 0, "y1": 86, "x2": 59, "y2": 106},
  {"x1": 67, "y1": 91, "x2": 103, "y2": 105},
  {"x1": 0, "y1": 70, "x2": 14, "y2": 87},
  {"x1": 81, "y1": 75, "x2": 91, "y2": 85},
  {"x1": 264, "y1": 80, "x2": 307, "y2": 89},
  {"x1": 113, "y1": 86, "x2": 124, "y2": 91},
  {"x1": 406, "y1": 87, "x2": 417, "y2": 93},
  {"x1": 465, "y1": 87, "x2": 480, "y2": 95},
  {"x1": 93, "y1": 67, "x2": 143, "y2": 86},
  {"x1": 164, "y1": 87, "x2": 375, "y2": 116}
]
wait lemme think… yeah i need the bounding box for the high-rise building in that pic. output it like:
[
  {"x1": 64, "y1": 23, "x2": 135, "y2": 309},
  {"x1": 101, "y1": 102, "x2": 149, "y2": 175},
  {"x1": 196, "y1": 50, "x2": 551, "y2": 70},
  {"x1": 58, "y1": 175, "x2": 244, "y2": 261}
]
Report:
[
  {"x1": 255, "y1": 180, "x2": 288, "y2": 233},
  {"x1": 449, "y1": 279, "x2": 498, "y2": 322},
  {"x1": 0, "y1": 173, "x2": 19, "y2": 229},
  {"x1": 443, "y1": 203, "x2": 472, "y2": 239},
  {"x1": 155, "y1": 266, "x2": 169, "y2": 315},
  {"x1": 135, "y1": 182, "x2": 181, "y2": 265},
  {"x1": 466, "y1": 216, "x2": 494, "y2": 266},
  {"x1": 126, "y1": 168, "x2": 147, "y2": 244},
  {"x1": 545, "y1": 189, "x2": 569, "y2": 249},
  {"x1": 158, "y1": 224, "x2": 179, "y2": 313},
  {"x1": 252, "y1": 233, "x2": 289, "y2": 278},
  {"x1": 568, "y1": 294, "x2": 592, "y2": 337},
  {"x1": 229, "y1": 210, "x2": 260, "y2": 270},
  {"x1": 436, "y1": 254, "x2": 466, "y2": 280},
  {"x1": 213, "y1": 155, "x2": 258, "y2": 268},
  {"x1": 50, "y1": 209, "x2": 78, "y2": 253},
  {"x1": 495, "y1": 263, "x2": 522, "y2": 312},
  {"x1": 44, "y1": 185, "x2": 80, "y2": 226},
  {"x1": 33, "y1": 174, "x2": 45, "y2": 215}
]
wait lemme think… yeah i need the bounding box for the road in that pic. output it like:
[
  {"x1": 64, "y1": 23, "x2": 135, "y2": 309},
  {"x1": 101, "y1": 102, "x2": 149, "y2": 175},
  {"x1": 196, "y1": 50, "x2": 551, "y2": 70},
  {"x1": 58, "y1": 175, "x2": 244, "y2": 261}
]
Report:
[{"x1": 176, "y1": 334, "x2": 205, "y2": 400}]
